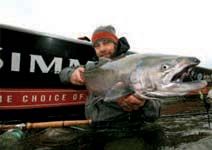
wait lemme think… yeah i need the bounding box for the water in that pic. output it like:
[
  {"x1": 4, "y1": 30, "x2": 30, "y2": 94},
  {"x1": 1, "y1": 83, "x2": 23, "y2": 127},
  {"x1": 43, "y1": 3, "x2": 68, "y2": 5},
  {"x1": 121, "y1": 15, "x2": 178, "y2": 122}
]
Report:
[
  {"x1": 1, "y1": 113, "x2": 212, "y2": 150},
  {"x1": 159, "y1": 114, "x2": 212, "y2": 149},
  {"x1": 0, "y1": 105, "x2": 212, "y2": 150}
]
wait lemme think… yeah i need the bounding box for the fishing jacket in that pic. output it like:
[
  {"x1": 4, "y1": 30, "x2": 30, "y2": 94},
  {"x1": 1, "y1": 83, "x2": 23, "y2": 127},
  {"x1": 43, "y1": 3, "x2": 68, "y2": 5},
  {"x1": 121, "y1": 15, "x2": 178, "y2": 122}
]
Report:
[{"x1": 59, "y1": 37, "x2": 161, "y2": 124}]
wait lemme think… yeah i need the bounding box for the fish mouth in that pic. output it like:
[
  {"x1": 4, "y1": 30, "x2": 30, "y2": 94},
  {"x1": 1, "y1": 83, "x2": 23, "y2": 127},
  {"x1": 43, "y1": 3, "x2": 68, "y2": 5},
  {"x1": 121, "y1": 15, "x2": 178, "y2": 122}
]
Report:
[
  {"x1": 171, "y1": 64, "x2": 195, "y2": 83},
  {"x1": 168, "y1": 62, "x2": 207, "y2": 92}
]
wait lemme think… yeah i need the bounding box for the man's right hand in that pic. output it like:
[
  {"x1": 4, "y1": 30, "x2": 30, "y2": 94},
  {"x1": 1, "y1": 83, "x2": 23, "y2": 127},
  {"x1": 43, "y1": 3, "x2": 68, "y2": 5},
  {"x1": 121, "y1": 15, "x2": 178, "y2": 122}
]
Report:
[
  {"x1": 117, "y1": 94, "x2": 146, "y2": 112},
  {"x1": 70, "y1": 67, "x2": 85, "y2": 85}
]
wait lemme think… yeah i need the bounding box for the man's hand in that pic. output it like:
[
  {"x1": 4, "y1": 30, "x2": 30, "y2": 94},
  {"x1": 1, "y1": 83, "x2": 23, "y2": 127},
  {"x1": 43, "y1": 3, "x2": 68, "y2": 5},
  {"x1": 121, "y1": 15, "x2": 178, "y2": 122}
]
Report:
[
  {"x1": 70, "y1": 67, "x2": 85, "y2": 85},
  {"x1": 117, "y1": 94, "x2": 146, "y2": 112}
]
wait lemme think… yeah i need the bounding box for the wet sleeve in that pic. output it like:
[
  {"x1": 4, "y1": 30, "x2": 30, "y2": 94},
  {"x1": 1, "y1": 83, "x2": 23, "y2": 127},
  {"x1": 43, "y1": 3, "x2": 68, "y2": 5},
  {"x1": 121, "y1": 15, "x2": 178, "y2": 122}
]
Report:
[
  {"x1": 59, "y1": 67, "x2": 76, "y2": 84},
  {"x1": 59, "y1": 60, "x2": 96, "y2": 84},
  {"x1": 142, "y1": 100, "x2": 161, "y2": 122}
]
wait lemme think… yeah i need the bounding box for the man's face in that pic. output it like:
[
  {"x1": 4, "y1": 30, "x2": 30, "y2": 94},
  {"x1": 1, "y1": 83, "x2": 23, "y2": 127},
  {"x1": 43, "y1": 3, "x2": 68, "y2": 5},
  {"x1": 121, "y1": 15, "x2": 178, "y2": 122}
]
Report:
[{"x1": 93, "y1": 39, "x2": 117, "y2": 58}]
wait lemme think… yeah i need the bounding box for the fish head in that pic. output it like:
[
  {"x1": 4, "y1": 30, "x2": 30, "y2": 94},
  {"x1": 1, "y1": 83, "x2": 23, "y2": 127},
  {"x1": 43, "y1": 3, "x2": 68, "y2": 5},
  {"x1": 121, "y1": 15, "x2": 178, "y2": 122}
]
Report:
[{"x1": 132, "y1": 55, "x2": 207, "y2": 98}]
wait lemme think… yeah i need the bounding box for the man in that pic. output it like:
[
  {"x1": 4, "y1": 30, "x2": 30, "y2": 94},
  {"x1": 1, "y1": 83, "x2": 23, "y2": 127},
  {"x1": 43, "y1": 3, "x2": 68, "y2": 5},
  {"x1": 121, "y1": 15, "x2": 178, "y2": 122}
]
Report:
[{"x1": 60, "y1": 25, "x2": 160, "y2": 125}]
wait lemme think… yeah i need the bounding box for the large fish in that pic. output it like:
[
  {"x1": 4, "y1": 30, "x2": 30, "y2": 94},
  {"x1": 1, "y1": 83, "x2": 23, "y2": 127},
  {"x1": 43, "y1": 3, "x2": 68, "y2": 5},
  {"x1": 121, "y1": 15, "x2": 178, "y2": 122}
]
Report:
[{"x1": 84, "y1": 54, "x2": 207, "y2": 102}]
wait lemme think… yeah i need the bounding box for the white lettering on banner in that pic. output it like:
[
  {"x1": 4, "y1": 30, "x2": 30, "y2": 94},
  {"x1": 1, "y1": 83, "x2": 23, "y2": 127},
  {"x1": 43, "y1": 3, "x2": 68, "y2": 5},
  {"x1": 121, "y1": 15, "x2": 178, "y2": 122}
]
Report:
[
  {"x1": 7, "y1": 95, "x2": 13, "y2": 103},
  {"x1": 0, "y1": 48, "x2": 89, "y2": 73},
  {"x1": 22, "y1": 95, "x2": 28, "y2": 103},
  {"x1": 0, "y1": 59, "x2": 3, "y2": 69},
  {"x1": 69, "y1": 59, "x2": 80, "y2": 67},
  {"x1": 61, "y1": 94, "x2": 66, "y2": 101},
  {"x1": 0, "y1": 95, "x2": 13, "y2": 103},
  {"x1": 72, "y1": 93, "x2": 86, "y2": 101},
  {"x1": 73, "y1": 93, "x2": 78, "y2": 101},
  {"x1": 11, "y1": 52, "x2": 21, "y2": 71},
  {"x1": 54, "y1": 95, "x2": 59, "y2": 101},
  {"x1": 40, "y1": 95, "x2": 46, "y2": 102},
  {"x1": 0, "y1": 92, "x2": 88, "y2": 108},
  {"x1": 32, "y1": 95, "x2": 37, "y2": 102},
  {"x1": 0, "y1": 47, "x2": 3, "y2": 69},
  {"x1": 22, "y1": 94, "x2": 67, "y2": 103},
  {"x1": 80, "y1": 93, "x2": 85, "y2": 100},
  {"x1": 30, "y1": 55, "x2": 62, "y2": 74}
]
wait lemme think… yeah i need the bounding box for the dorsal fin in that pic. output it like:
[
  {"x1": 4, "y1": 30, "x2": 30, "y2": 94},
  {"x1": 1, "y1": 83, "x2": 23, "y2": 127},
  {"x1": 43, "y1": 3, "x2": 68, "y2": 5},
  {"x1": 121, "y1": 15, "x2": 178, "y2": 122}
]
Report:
[
  {"x1": 98, "y1": 57, "x2": 111, "y2": 65},
  {"x1": 85, "y1": 58, "x2": 111, "y2": 72}
]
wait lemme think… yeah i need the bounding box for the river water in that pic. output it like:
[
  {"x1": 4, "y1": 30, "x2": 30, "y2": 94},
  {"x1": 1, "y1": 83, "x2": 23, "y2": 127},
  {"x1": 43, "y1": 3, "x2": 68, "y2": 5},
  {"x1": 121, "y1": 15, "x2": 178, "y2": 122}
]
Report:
[{"x1": 1, "y1": 108, "x2": 212, "y2": 150}]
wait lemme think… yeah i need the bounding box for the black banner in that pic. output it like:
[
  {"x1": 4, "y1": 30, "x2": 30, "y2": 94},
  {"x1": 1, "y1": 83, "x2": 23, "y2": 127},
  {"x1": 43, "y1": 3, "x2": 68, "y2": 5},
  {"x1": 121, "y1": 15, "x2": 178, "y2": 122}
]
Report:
[{"x1": 0, "y1": 25, "x2": 96, "y2": 87}]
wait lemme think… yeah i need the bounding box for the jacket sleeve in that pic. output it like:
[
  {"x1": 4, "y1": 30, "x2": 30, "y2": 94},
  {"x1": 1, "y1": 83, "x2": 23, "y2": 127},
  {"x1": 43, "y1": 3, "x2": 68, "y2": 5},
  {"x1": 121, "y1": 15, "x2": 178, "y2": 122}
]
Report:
[
  {"x1": 59, "y1": 61, "x2": 96, "y2": 84},
  {"x1": 59, "y1": 67, "x2": 76, "y2": 84}
]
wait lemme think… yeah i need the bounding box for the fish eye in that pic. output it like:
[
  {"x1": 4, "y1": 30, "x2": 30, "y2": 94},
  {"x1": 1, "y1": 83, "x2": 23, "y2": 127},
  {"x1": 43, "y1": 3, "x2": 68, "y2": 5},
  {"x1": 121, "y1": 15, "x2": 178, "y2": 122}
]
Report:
[{"x1": 161, "y1": 64, "x2": 170, "y2": 71}]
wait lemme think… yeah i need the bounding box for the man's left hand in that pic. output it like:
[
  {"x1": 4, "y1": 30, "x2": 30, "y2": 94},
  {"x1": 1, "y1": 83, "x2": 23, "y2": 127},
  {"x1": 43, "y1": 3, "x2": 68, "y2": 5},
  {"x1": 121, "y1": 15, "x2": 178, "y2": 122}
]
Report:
[{"x1": 117, "y1": 94, "x2": 146, "y2": 112}]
